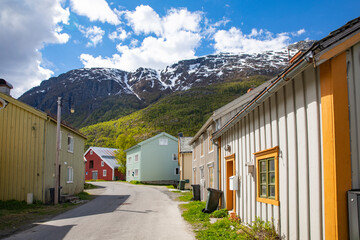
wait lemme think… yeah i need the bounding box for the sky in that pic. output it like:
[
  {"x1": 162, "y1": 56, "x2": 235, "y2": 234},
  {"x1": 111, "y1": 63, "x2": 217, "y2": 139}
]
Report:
[{"x1": 1, "y1": 0, "x2": 359, "y2": 98}]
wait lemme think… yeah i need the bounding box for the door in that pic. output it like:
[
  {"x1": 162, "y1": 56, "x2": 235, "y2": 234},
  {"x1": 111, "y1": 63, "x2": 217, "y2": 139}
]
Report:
[
  {"x1": 225, "y1": 154, "x2": 235, "y2": 211},
  {"x1": 92, "y1": 171, "x2": 98, "y2": 180}
]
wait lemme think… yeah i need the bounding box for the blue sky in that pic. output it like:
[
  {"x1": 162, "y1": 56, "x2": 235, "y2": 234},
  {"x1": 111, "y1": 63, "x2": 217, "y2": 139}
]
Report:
[{"x1": 1, "y1": 0, "x2": 359, "y2": 97}]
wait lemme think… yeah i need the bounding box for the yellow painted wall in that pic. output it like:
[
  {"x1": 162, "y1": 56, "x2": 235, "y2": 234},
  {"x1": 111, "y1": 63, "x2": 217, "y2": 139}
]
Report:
[
  {"x1": 0, "y1": 93, "x2": 47, "y2": 202},
  {"x1": 320, "y1": 52, "x2": 352, "y2": 240},
  {"x1": 179, "y1": 152, "x2": 192, "y2": 189},
  {"x1": 44, "y1": 121, "x2": 85, "y2": 202},
  {"x1": 0, "y1": 93, "x2": 85, "y2": 203}
]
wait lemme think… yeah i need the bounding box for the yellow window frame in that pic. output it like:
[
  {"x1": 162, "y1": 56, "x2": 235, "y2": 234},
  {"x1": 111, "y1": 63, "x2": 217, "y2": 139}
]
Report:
[{"x1": 254, "y1": 146, "x2": 279, "y2": 206}]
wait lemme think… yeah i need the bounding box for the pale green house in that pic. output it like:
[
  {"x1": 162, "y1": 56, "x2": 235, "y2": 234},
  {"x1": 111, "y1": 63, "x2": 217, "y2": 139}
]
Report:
[{"x1": 125, "y1": 132, "x2": 179, "y2": 184}]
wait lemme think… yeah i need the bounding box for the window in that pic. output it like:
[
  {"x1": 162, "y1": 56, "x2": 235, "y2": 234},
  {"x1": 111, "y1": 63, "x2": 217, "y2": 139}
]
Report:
[
  {"x1": 67, "y1": 135, "x2": 74, "y2": 153},
  {"x1": 255, "y1": 146, "x2": 279, "y2": 206},
  {"x1": 128, "y1": 170, "x2": 131, "y2": 177},
  {"x1": 86, "y1": 171, "x2": 88, "y2": 175},
  {"x1": 193, "y1": 145, "x2": 196, "y2": 161},
  {"x1": 67, "y1": 167, "x2": 73, "y2": 183},
  {"x1": 103, "y1": 170, "x2": 107, "y2": 176},
  {"x1": 193, "y1": 168, "x2": 197, "y2": 184},
  {"x1": 208, "y1": 166, "x2": 214, "y2": 188},
  {"x1": 90, "y1": 149, "x2": 93, "y2": 155},
  {"x1": 101, "y1": 161, "x2": 104, "y2": 167},
  {"x1": 159, "y1": 138, "x2": 168, "y2": 145},
  {"x1": 175, "y1": 168, "x2": 179, "y2": 175},
  {"x1": 208, "y1": 130, "x2": 214, "y2": 152},
  {"x1": 200, "y1": 166, "x2": 204, "y2": 179},
  {"x1": 134, "y1": 169, "x2": 139, "y2": 177},
  {"x1": 135, "y1": 154, "x2": 139, "y2": 162},
  {"x1": 200, "y1": 137, "x2": 204, "y2": 156},
  {"x1": 89, "y1": 160, "x2": 94, "y2": 168},
  {"x1": 128, "y1": 156, "x2": 132, "y2": 163},
  {"x1": 172, "y1": 153, "x2": 177, "y2": 161}
]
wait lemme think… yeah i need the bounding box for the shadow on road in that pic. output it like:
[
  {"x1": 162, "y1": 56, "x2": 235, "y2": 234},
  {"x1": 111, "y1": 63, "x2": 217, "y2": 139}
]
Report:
[
  {"x1": 53, "y1": 194, "x2": 130, "y2": 221},
  {"x1": 5, "y1": 224, "x2": 75, "y2": 240}
]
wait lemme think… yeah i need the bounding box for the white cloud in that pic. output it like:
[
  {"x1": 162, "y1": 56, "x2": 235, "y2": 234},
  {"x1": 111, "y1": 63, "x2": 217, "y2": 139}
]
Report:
[
  {"x1": 109, "y1": 27, "x2": 129, "y2": 41},
  {"x1": 80, "y1": 6, "x2": 203, "y2": 71},
  {"x1": 293, "y1": 28, "x2": 306, "y2": 36},
  {"x1": 125, "y1": 5, "x2": 162, "y2": 35},
  {"x1": 0, "y1": 0, "x2": 70, "y2": 97},
  {"x1": 70, "y1": 0, "x2": 120, "y2": 25},
  {"x1": 78, "y1": 25, "x2": 105, "y2": 47},
  {"x1": 213, "y1": 27, "x2": 293, "y2": 53}
]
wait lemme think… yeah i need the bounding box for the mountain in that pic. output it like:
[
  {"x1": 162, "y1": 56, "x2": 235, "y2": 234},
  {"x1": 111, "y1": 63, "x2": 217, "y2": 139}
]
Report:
[
  {"x1": 19, "y1": 41, "x2": 315, "y2": 128},
  {"x1": 80, "y1": 76, "x2": 268, "y2": 149}
]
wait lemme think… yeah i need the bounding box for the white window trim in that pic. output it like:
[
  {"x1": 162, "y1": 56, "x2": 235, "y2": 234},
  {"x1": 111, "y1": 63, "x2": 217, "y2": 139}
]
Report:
[
  {"x1": 175, "y1": 167, "x2": 180, "y2": 175},
  {"x1": 67, "y1": 167, "x2": 73, "y2": 183},
  {"x1": 67, "y1": 135, "x2": 74, "y2": 153},
  {"x1": 172, "y1": 153, "x2": 177, "y2": 161},
  {"x1": 101, "y1": 161, "x2": 104, "y2": 167},
  {"x1": 134, "y1": 169, "x2": 139, "y2": 177},
  {"x1": 208, "y1": 130, "x2": 214, "y2": 153},
  {"x1": 135, "y1": 154, "x2": 139, "y2": 162},
  {"x1": 159, "y1": 138, "x2": 168, "y2": 145},
  {"x1": 103, "y1": 169, "x2": 107, "y2": 176}
]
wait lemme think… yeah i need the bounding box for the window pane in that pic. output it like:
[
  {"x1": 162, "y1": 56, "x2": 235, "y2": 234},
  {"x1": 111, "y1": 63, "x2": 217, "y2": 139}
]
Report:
[
  {"x1": 260, "y1": 161, "x2": 266, "y2": 172},
  {"x1": 261, "y1": 185, "x2": 267, "y2": 197},
  {"x1": 269, "y1": 185, "x2": 275, "y2": 197},
  {"x1": 261, "y1": 173, "x2": 266, "y2": 184},
  {"x1": 269, "y1": 159, "x2": 275, "y2": 171},
  {"x1": 269, "y1": 172, "x2": 275, "y2": 184}
]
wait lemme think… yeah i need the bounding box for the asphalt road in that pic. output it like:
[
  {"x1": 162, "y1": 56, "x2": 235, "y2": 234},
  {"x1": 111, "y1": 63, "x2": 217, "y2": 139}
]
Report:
[{"x1": 5, "y1": 182, "x2": 195, "y2": 240}]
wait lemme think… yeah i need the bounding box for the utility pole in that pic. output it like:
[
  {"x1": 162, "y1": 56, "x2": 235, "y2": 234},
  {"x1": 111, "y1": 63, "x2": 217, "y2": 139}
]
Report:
[{"x1": 55, "y1": 97, "x2": 61, "y2": 204}]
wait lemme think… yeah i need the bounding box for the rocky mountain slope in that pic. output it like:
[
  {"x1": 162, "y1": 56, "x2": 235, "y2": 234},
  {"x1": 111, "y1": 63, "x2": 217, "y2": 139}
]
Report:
[{"x1": 19, "y1": 41, "x2": 314, "y2": 128}]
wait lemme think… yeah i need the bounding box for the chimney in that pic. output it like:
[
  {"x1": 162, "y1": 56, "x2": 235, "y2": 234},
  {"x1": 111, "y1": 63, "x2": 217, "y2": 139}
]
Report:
[{"x1": 0, "y1": 79, "x2": 13, "y2": 96}]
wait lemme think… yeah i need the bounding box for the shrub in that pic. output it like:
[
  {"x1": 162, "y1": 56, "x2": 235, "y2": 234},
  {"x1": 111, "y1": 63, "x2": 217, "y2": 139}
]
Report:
[{"x1": 210, "y1": 208, "x2": 228, "y2": 218}]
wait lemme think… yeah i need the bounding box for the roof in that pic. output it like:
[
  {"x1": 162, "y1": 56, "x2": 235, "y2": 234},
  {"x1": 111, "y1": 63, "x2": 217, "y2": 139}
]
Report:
[
  {"x1": 213, "y1": 16, "x2": 360, "y2": 139},
  {"x1": 0, "y1": 79, "x2": 13, "y2": 89},
  {"x1": 190, "y1": 116, "x2": 214, "y2": 144},
  {"x1": 190, "y1": 81, "x2": 270, "y2": 145},
  {"x1": 0, "y1": 92, "x2": 86, "y2": 139},
  {"x1": 84, "y1": 147, "x2": 121, "y2": 169},
  {"x1": 179, "y1": 137, "x2": 193, "y2": 153},
  {"x1": 125, "y1": 132, "x2": 178, "y2": 152}
]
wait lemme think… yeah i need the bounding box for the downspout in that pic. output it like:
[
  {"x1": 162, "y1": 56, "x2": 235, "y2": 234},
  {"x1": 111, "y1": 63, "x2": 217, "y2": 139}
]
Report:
[{"x1": 212, "y1": 136, "x2": 222, "y2": 208}]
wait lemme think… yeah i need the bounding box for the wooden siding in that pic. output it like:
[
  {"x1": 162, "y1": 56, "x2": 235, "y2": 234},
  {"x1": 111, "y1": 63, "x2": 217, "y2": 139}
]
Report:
[
  {"x1": 347, "y1": 42, "x2": 360, "y2": 189},
  {"x1": 220, "y1": 65, "x2": 323, "y2": 239},
  {"x1": 0, "y1": 96, "x2": 47, "y2": 202}
]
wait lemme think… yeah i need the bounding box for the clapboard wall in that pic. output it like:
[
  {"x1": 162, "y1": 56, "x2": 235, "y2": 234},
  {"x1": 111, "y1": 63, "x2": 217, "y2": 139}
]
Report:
[{"x1": 220, "y1": 64, "x2": 324, "y2": 239}]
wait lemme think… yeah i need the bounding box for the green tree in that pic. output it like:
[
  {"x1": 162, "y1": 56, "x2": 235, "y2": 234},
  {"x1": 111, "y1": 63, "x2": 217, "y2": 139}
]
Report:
[{"x1": 115, "y1": 133, "x2": 138, "y2": 174}]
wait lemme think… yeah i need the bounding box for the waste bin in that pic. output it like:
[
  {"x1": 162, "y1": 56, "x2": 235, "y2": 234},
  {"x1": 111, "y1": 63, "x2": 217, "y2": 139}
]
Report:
[
  {"x1": 191, "y1": 184, "x2": 200, "y2": 201},
  {"x1": 178, "y1": 180, "x2": 186, "y2": 190},
  {"x1": 202, "y1": 188, "x2": 223, "y2": 213},
  {"x1": 49, "y1": 186, "x2": 62, "y2": 204}
]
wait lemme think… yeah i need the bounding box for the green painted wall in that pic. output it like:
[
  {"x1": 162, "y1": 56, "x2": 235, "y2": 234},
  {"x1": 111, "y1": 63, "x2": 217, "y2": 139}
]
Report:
[{"x1": 126, "y1": 133, "x2": 179, "y2": 182}]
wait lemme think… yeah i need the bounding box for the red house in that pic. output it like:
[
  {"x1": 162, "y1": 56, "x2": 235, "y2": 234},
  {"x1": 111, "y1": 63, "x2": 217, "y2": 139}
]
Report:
[{"x1": 84, "y1": 147, "x2": 125, "y2": 181}]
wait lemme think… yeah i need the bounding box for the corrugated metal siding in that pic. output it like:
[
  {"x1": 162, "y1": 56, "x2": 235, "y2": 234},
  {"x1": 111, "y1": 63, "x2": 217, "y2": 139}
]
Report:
[
  {"x1": 220, "y1": 65, "x2": 323, "y2": 239},
  {"x1": 0, "y1": 99, "x2": 47, "y2": 202},
  {"x1": 348, "y1": 42, "x2": 360, "y2": 188}
]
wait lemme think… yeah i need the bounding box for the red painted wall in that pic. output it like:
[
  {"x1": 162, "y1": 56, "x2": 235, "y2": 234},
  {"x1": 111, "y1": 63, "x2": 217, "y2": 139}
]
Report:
[{"x1": 84, "y1": 150, "x2": 114, "y2": 181}]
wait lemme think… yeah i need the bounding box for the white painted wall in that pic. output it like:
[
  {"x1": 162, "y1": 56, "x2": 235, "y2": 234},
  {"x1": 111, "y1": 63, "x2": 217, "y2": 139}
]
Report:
[{"x1": 220, "y1": 65, "x2": 324, "y2": 239}]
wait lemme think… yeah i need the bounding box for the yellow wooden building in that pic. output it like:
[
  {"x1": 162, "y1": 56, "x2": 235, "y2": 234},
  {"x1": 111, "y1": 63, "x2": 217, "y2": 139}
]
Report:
[{"x1": 0, "y1": 83, "x2": 86, "y2": 203}]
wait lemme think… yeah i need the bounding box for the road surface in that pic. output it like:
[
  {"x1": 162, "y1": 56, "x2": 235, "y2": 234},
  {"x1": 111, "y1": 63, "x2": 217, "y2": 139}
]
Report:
[{"x1": 5, "y1": 182, "x2": 195, "y2": 240}]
